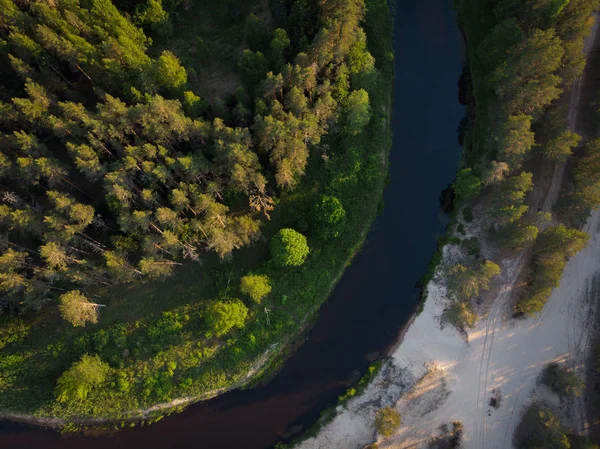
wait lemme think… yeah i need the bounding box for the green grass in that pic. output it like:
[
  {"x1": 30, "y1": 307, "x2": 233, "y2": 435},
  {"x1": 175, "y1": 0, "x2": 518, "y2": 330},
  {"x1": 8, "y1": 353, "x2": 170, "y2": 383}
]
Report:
[{"x1": 0, "y1": 0, "x2": 394, "y2": 424}]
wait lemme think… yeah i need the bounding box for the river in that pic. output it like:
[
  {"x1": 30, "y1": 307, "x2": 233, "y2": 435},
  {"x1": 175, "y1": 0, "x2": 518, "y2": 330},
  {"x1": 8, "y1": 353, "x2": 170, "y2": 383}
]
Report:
[{"x1": 0, "y1": 0, "x2": 464, "y2": 447}]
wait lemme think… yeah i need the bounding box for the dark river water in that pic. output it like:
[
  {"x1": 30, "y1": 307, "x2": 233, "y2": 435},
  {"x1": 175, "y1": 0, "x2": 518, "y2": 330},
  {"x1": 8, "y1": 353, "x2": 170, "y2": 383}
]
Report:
[{"x1": 0, "y1": 0, "x2": 464, "y2": 447}]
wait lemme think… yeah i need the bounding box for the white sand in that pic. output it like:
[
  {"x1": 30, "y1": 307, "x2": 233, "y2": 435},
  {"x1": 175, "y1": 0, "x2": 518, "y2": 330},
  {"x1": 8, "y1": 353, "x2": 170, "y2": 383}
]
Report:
[{"x1": 296, "y1": 210, "x2": 600, "y2": 449}]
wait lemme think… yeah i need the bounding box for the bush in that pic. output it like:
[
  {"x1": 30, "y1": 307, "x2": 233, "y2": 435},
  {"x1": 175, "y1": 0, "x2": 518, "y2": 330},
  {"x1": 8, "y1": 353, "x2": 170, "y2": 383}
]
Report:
[
  {"x1": 205, "y1": 299, "x2": 248, "y2": 337},
  {"x1": 543, "y1": 362, "x2": 584, "y2": 397},
  {"x1": 462, "y1": 206, "x2": 473, "y2": 222},
  {"x1": 316, "y1": 195, "x2": 346, "y2": 239},
  {"x1": 240, "y1": 274, "x2": 272, "y2": 304},
  {"x1": 55, "y1": 354, "x2": 110, "y2": 403},
  {"x1": 516, "y1": 405, "x2": 570, "y2": 449},
  {"x1": 454, "y1": 168, "x2": 482, "y2": 201},
  {"x1": 374, "y1": 406, "x2": 401, "y2": 438},
  {"x1": 148, "y1": 311, "x2": 184, "y2": 340},
  {"x1": 270, "y1": 228, "x2": 309, "y2": 267}
]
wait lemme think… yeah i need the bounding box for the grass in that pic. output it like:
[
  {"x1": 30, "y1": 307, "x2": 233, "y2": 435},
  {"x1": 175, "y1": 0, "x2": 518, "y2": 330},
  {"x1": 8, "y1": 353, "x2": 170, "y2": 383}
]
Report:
[{"x1": 0, "y1": 0, "x2": 394, "y2": 425}]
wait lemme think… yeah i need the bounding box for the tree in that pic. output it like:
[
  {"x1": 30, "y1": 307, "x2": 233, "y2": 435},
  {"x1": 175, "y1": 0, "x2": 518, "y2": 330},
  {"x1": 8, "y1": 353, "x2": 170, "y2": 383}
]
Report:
[
  {"x1": 238, "y1": 49, "x2": 268, "y2": 87},
  {"x1": 270, "y1": 28, "x2": 290, "y2": 70},
  {"x1": 490, "y1": 172, "x2": 533, "y2": 227},
  {"x1": 59, "y1": 291, "x2": 104, "y2": 327},
  {"x1": 340, "y1": 89, "x2": 371, "y2": 135},
  {"x1": 374, "y1": 406, "x2": 401, "y2": 438},
  {"x1": 516, "y1": 405, "x2": 570, "y2": 449},
  {"x1": 454, "y1": 168, "x2": 482, "y2": 201},
  {"x1": 490, "y1": 28, "x2": 564, "y2": 116},
  {"x1": 566, "y1": 139, "x2": 600, "y2": 225},
  {"x1": 245, "y1": 13, "x2": 268, "y2": 50},
  {"x1": 483, "y1": 161, "x2": 510, "y2": 186},
  {"x1": 270, "y1": 228, "x2": 310, "y2": 267},
  {"x1": 476, "y1": 18, "x2": 524, "y2": 73},
  {"x1": 240, "y1": 274, "x2": 272, "y2": 304},
  {"x1": 446, "y1": 301, "x2": 478, "y2": 329},
  {"x1": 496, "y1": 115, "x2": 535, "y2": 168},
  {"x1": 500, "y1": 221, "x2": 539, "y2": 249},
  {"x1": 205, "y1": 299, "x2": 248, "y2": 337},
  {"x1": 447, "y1": 260, "x2": 501, "y2": 300},
  {"x1": 55, "y1": 354, "x2": 110, "y2": 403},
  {"x1": 182, "y1": 91, "x2": 206, "y2": 117},
  {"x1": 516, "y1": 225, "x2": 589, "y2": 315},
  {"x1": 346, "y1": 30, "x2": 376, "y2": 89},
  {"x1": 135, "y1": 0, "x2": 170, "y2": 34},
  {"x1": 316, "y1": 196, "x2": 346, "y2": 239},
  {"x1": 543, "y1": 362, "x2": 584, "y2": 397},
  {"x1": 544, "y1": 130, "x2": 581, "y2": 162},
  {"x1": 153, "y1": 51, "x2": 187, "y2": 92}
]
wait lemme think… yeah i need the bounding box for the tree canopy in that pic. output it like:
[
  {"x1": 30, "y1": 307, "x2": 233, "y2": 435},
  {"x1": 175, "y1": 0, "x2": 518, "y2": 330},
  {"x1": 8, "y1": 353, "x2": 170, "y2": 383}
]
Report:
[
  {"x1": 205, "y1": 299, "x2": 249, "y2": 337},
  {"x1": 0, "y1": 0, "x2": 373, "y2": 319},
  {"x1": 240, "y1": 274, "x2": 272, "y2": 304},
  {"x1": 270, "y1": 228, "x2": 310, "y2": 267},
  {"x1": 55, "y1": 354, "x2": 110, "y2": 403}
]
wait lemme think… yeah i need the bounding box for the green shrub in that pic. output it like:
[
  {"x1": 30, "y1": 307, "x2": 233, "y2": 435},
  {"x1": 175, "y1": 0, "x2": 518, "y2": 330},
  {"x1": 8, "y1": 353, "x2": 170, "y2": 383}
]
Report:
[
  {"x1": 462, "y1": 206, "x2": 474, "y2": 222},
  {"x1": 148, "y1": 311, "x2": 184, "y2": 339},
  {"x1": 240, "y1": 274, "x2": 272, "y2": 304},
  {"x1": 270, "y1": 228, "x2": 310, "y2": 267},
  {"x1": 316, "y1": 196, "x2": 346, "y2": 239},
  {"x1": 454, "y1": 168, "x2": 482, "y2": 201}
]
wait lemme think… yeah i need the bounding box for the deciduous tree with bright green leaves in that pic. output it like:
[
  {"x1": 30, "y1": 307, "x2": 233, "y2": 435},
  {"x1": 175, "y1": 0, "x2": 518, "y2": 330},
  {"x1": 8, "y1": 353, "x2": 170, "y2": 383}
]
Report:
[
  {"x1": 205, "y1": 299, "x2": 248, "y2": 337},
  {"x1": 55, "y1": 354, "x2": 110, "y2": 403},
  {"x1": 341, "y1": 89, "x2": 371, "y2": 135},
  {"x1": 240, "y1": 274, "x2": 272, "y2": 304},
  {"x1": 270, "y1": 228, "x2": 310, "y2": 267}
]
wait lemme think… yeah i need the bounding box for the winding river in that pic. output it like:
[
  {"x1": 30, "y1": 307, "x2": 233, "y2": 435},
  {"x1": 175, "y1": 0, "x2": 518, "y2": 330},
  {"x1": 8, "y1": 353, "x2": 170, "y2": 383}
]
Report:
[{"x1": 0, "y1": 0, "x2": 464, "y2": 447}]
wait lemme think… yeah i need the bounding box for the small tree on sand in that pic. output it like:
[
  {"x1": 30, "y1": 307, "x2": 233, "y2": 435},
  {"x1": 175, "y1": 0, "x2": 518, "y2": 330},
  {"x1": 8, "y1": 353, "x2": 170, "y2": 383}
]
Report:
[
  {"x1": 374, "y1": 406, "x2": 401, "y2": 438},
  {"x1": 543, "y1": 362, "x2": 584, "y2": 397}
]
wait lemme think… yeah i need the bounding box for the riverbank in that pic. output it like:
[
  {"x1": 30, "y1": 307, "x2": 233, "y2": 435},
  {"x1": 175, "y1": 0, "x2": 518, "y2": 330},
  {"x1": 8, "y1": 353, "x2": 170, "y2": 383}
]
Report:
[{"x1": 0, "y1": 0, "x2": 395, "y2": 429}]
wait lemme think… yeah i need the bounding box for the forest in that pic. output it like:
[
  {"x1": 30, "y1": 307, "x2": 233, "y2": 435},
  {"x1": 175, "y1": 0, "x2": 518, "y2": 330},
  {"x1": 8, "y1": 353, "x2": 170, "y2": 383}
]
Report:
[
  {"x1": 0, "y1": 0, "x2": 393, "y2": 421},
  {"x1": 450, "y1": 0, "x2": 600, "y2": 320}
]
